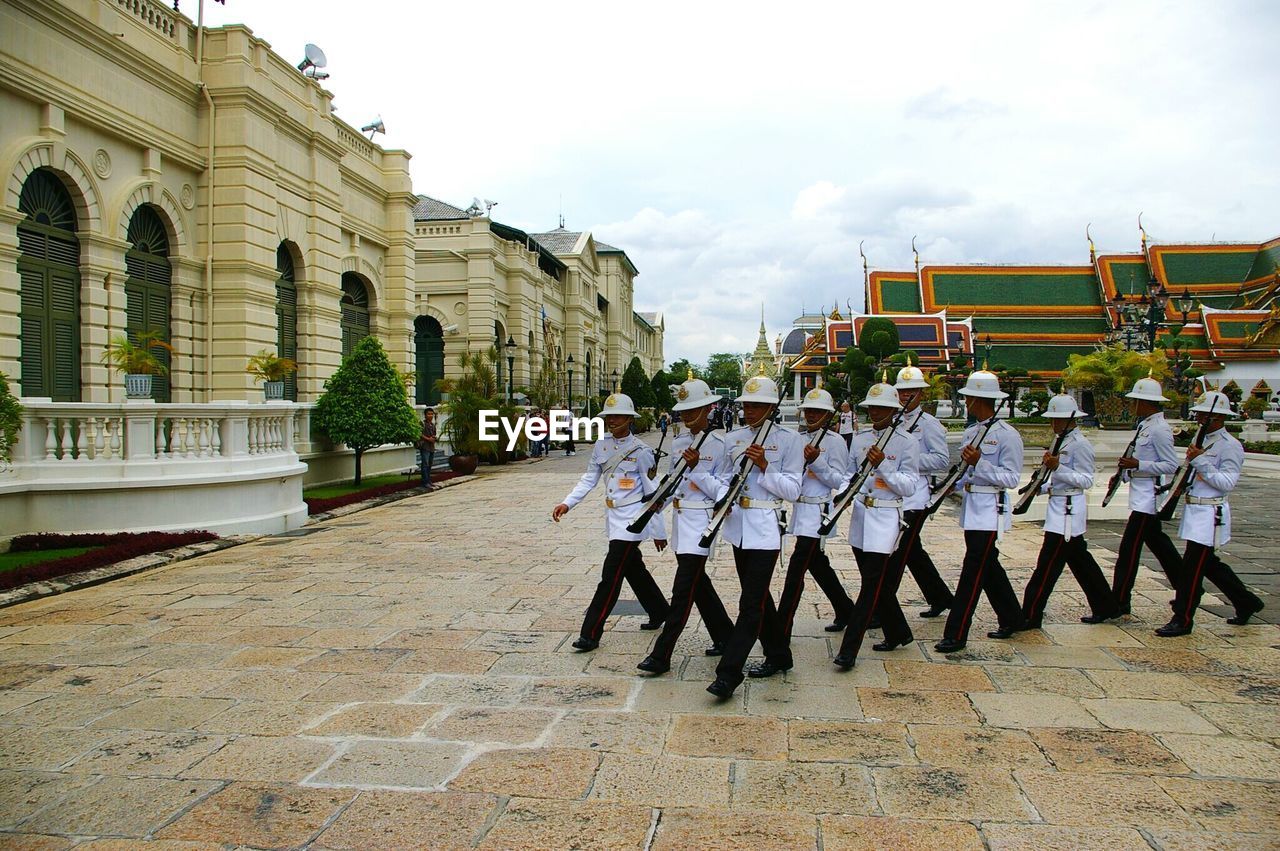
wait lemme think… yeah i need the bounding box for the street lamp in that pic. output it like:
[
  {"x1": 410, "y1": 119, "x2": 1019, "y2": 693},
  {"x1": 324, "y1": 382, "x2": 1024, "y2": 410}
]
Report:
[
  {"x1": 1177, "y1": 288, "x2": 1195, "y2": 324},
  {"x1": 566, "y1": 354, "x2": 574, "y2": 409},
  {"x1": 505, "y1": 335, "x2": 516, "y2": 403},
  {"x1": 494, "y1": 332, "x2": 503, "y2": 397},
  {"x1": 981, "y1": 334, "x2": 993, "y2": 367},
  {"x1": 585, "y1": 360, "x2": 592, "y2": 416},
  {"x1": 611, "y1": 368, "x2": 619, "y2": 393}
]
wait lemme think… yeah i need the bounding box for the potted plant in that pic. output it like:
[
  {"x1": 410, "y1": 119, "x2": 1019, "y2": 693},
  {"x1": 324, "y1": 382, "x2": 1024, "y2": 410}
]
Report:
[
  {"x1": 437, "y1": 387, "x2": 482, "y2": 475},
  {"x1": 245, "y1": 349, "x2": 298, "y2": 401},
  {"x1": 101, "y1": 329, "x2": 173, "y2": 399}
]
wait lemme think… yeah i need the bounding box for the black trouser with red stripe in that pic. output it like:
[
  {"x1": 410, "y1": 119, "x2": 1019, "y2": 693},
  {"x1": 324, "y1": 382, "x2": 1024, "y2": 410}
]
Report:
[
  {"x1": 716, "y1": 547, "x2": 783, "y2": 688},
  {"x1": 1022, "y1": 531, "x2": 1118, "y2": 626},
  {"x1": 943, "y1": 530, "x2": 1022, "y2": 643},
  {"x1": 837, "y1": 548, "x2": 912, "y2": 662},
  {"x1": 1170, "y1": 540, "x2": 1262, "y2": 628},
  {"x1": 579, "y1": 539, "x2": 670, "y2": 643},
  {"x1": 896, "y1": 509, "x2": 954, "y2": 610},
  {"x1": 648, "y1": 553, "x2": 734, "y2": 664},
  {"x1": 773, "y1": 535, "x2": 855, "y2": 646},
  {"x1": 1110, "y1": 511, "x2": 1185, "y2": 611}
]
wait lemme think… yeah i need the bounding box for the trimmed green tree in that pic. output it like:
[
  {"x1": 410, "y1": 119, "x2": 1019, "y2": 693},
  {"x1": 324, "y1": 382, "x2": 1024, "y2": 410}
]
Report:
[
  {"x1": 621, "y1": 356, "x2": 655, "y2": 409},
  {"x1": 314, "y1": 336, "x2": 420, "y2": 486},
  {"x1": 0, "y1": 373, "x2": 21, "y2": 467},
  {"x1": 705, "y1": 352, "x2": 744, "y2": 395},
  {"x1": 667, "y1": 358, "x2": 699, "y2": 381},
  {"x1": 858, "y1": 317, "x2": 900, "y2": 364},
  {"x1": 651, "y1": 370, "x2": 675, "y2": 411}
]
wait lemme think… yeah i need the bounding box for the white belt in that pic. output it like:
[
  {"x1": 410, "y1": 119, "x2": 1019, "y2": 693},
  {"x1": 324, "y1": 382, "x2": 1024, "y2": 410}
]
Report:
[
  {"x1": 673, "y1": 498, "x2": 714, "y2": 510},
  {"x1": 796, "y1": 496, "x2": 829, "y2": 505},
  {"x1": 1049, "y1": 488, "x2": 1084, "y2": 497},
  {"x1": 1131, "y1": 471, "x2": 1159, "y2": 479},
  {"x1": 1185, "y1": 495, "x2": 1225, "y2": 506},
  {"x1": 605, "y1": 492, "x2": 645, "y2": 509},
  {"x1": 859, "y1": 495, "x2": 902, "y2": 508},
  {"x1": 964, "y1": 484, "x2": 1003, "y2": 494},
  {"x1": 738, "y1": 496, "x2": 782, "y2": 509}
]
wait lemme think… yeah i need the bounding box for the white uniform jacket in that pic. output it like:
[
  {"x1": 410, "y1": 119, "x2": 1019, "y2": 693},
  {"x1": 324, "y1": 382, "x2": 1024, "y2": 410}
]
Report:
[
  {"x1": 789, "y1": 429, "x2": 851, "y2": 539},
  {"x1": 1125, "y1": 413, "x2": 1179, "y2": 515},
  {"x1": 901, "y1": 407, "x2": 950, "y2": 511},
  {"x1": 1040, "y1": 428, "x2": 1095, "y2": 540},
  {"x1": 1179, "y1": 428, "x2": 1243, "y2": 548},
  {"x1": 561, "y1": 434, "x2": 667, "y2": 542},
  {"x1": 666, "y1": 428, "x2": 728, "y2": 556},
  {"x1": 845, "y1": 427, "x2": 919, "y2": 554},
  {"x1": 689, "y1": 423, "x2": 804, "y2": 551},
  {"x1": 956, "y1": 419, "x2": 1024, "y2": 533}
]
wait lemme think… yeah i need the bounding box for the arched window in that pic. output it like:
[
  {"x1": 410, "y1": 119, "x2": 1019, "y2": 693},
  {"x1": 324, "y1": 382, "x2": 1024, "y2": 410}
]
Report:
[
  {"x1": 414, "y1": 316, "x2": 444, "y2": 406},
  {"x1": 276, "y1": 244, "x2": 298, "y2": 401},
  {"x1": 125, "y1": 205, "x2": 172, "y2": 401},
  {"x1": 18, "y1": 168, "x2": 81, "y2": 401},
  {"x1": 340, "y1": 273, "x2": 370, "y2": 358}
]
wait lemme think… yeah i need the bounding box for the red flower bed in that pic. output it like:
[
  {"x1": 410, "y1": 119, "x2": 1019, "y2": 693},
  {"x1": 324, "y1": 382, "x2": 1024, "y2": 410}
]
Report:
[
  {"x1": 2, "y1": 530, "x2": 219, "y2": 592},
  {"x1": 304, "y1": 472, "x2": 457, "y2": 515}
]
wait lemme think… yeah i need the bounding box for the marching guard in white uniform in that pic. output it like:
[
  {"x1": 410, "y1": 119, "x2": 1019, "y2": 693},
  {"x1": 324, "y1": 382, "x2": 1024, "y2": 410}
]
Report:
[
  {"x1": 637, "y1": 375, "x2": 735, "y2": 674},
  {"x1": 936, "y1": 369, "x2": 1025, "y2": 653},
  {"x1": 833, "y1": 381, "x2": 920, "y2": 668},
  {"x1": 1109, "y1": 377, "x2": 1185, "y2": 613},
  {"x1": 1157, "y1": 390, "x2": 1264, "y2": 636},
  {"x1": 1019, "y1": 394, "x2": 1119, "y2": 629},
  {"x1": 685, "y1": 374, "x2": 805, "y2": 698},
  {"x1": 552, "y1": 392, "x2": 670, "y2": 651},
  {"x1": 748, "y1": 387, "x2": 853, "y2": 679},
  {"x1": 890, "y1": 366, "x2": 956, "y2": 618}
]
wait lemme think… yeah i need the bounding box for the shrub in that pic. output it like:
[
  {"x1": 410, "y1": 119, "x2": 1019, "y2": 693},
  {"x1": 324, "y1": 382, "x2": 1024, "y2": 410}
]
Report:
[{"x1": 0, "y1": 373, "x2": 20, "y2": 465}]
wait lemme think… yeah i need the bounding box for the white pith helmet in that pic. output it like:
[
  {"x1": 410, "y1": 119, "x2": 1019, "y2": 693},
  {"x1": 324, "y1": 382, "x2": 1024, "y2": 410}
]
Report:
[
  {"x1": 859, "y1": 382, "x2": 902, "y2": 410},
  {"x1": 601, "y1": 392, "x2": 638, "y2": 417},
  {"x1": 798, "y1": 387, "x2": 836, "y2": 413},
  {"x1": 672, "y1": 372, "x2": 721, "y2": 412},
  {"x1": 737, "y1": 374, "x2": 781, "y2": 404},
  {"x1": 1125, "y1": 376, "x2": 1171, "y2": 403},
  {"x1": 895, "y1": 365, "x2": 929, "y2": 390},
  {"x1": 958, "y1": 369, "x2": 1008, "y2": 400},
  {"x1": 1189, "y1": 390, "x2": 1238, "y2": 417},
  {"x1": 1043, "y1": 394, "x2": 1084, "y2": 418}
]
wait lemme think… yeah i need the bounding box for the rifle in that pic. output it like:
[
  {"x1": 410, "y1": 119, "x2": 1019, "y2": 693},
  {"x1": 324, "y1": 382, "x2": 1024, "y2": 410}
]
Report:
[
  {"x1": 1101, "y1": 421, "x2": 1144, "y2": 508},
  {"x1": 647, "y1": 428, "x2": 669, "y2": 479},
  {"x1": 625, "y1": 428, "x2": 716, "y2": 534},
  {"x1": 1157, "y1": 395, "x2": 1218, "y2": 521},
  {"x1": 1012, "y1": 425, "x2": 1071, "y2": 515},
  {"x1": 698, "y1": 417, "x2": 776, "y2": 548},
  {"x1": 923, "y1": 399, "x2": 1006, "y2": 517},
  {"x1": 816, "y1": 412, "x2": 903, "y2": 536}
]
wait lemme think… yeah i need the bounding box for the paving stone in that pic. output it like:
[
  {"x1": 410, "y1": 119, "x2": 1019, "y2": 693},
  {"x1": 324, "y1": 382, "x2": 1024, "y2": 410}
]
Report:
[
  {"x1": 1156, "y1": 733, "x2": 1280, "y2": 780},
  {"x1": 667, "y1": 714, "x2": 788, "y2": 760},
  {"x1": 522, "y1": 677, "x2": 632, "y2": 709},
  {"x1": 380, "y1": 628, "x2": 483, "y2": 650},
  {"x1": 857, "y1": 689, "x2": 979, "y2": 725},
  {"x1": 1030, "y1": 728, "x2": 1188, "y2": 773},
  {"x1": 981, "y1": 823, "x2": 1152, "y2": 850},
  {"x1": 1188, "y1": 702, "x2": 1280, "y2": 741},
  {"x1": 1, "y1": 693, "x2": 136, "y2": 729},
  {"x1": 116, "y1": 668, "x2": 251, "y2": 698},
  {"x1": 788, "y1": 720, "x2": 914, "y2": 766},
  {"x1": 927, "y1": 641, "x2": 1022, "y2": 665},
  {"x1": 1014, "y1": 645, "x2": 1128, "y2": 669},
  {"x1": 311, "y1": 741, "x2": 469, "y2": 788},
  {"x1": 634, "y1": 678, "x2": 746, "y2": 714},
  {"x1": 1145, "y1": 828, "x2": 1280, "y2": 851},
  {"x1": 820, "y1": 815, "x2": 984, "y2": 850},
  {"x1": 469, "y1": 631, "x2": 566, "y2": 653},
  {"x1": 426, "y1": 706, "x2": 558, "y2": 745},
  {"x1": 0, "y1": 833, "x2": 75, "y2": 849},
  {"x1": 412, "y1": 675, "x2": 530, "y2": 707},
  {"x1": 1155, "y1": 776, "x2": 1280, "y2": 833},
  {"x1": 476, "y1": 798, "x2": 652, "y2": 851},
  {"x1": 1081, "y1": 698, "x2": 1222, "y2": 733},
  {"x1": 67, "y1": 730, "x2": 227, "y2": 777},
  {"x1": 0, "y1": 770, "x2": 98, "y2": 829},
  {"x1": 26, "y1": 665, "x2": 152, "y2": 695},
  {"x1": 590, "y1": 754, "x2": 731, "y2": 807},
  {"x1": 196, "y1": 700, "x2": 340, "y2": 736},
  {"x1": 984, "y1": 666, "x2": 1105, "y2": 698},
  {"x1": 295, "y1": 648, "x2": 412, "y2": 673},
  {"x1": 312, "y1": 789, "x2": 499, "y2": 850},
  {"x1": 156, "y1": 782, "x2": 357, "y2": 846},
  {"x1": 1184, "y1": 673, "x2": 1280, "y2": 705},
  {"x1": 871, "y1": 766, "x2": 1030, "y2": 821},
  {"x1": 390, "y1": 648, "x2": 501, "y2": 674},
  {"x1": 544, "y1": 710, "x2": 671, "y2": 755},
  {"x1": 650, "y1": 807, "x2": 817, "y2": 850},
  {"x1": 1084, "y1": 669, "x2": 1222, "y2": 701},
  {"x1": 883, "y1": 660, "x2": 995, "y2": 692},
  {"x1": 732, "y1": 760, "x2": 876, "y2": 814},
  {"x1": 908, "y1": 724, "x2": 1049, "y2": 770},
  {"x1": 744, "y1": 680, "x2": 864, "y2": 720},
  {"x1": 1016, "y1": 770, "x2": 1200, "y2": 829},
  {"x1": 448, "y1": 747, "x2": 599, "y2": 799},
  {"x1": 183, "y1": 735, "x2": 334, "y2": 782},
  {"x1": 304, "y1": 703, "x2": 444, "y2": 738},
  {"x1": 88, "y1": 697, "x2": 236, "y2": 731},
  {"x1": 970, "y1": 692, "x2": 1101, "y2": 729},
  {"x1": 485, "y1": 651, "x2": 590, "y2": 676},
  {"x1": 20, "y1": 775, "x2": 219, "y2": 838},
  {"x1": 1108, "y1": 647, "x2": 1223, "y2": 674}
]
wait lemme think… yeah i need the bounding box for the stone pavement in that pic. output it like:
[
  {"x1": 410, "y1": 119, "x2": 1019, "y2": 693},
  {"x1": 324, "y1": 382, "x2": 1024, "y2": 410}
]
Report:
[{"x1": 0, "y1": 440, "x2": 1277, "y2": 849}]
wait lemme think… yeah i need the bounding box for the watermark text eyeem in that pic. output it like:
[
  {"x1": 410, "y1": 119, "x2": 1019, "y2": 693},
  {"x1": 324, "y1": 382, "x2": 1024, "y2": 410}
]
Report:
[{"x1": 478, "y1": 410, "x2": 604, "y2": 451}]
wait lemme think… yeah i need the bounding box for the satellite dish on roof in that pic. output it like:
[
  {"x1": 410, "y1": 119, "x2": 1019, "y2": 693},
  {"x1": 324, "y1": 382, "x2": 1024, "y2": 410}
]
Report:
[{"x1": 297, "y1": 43, "x2": 328, "y2": 74}]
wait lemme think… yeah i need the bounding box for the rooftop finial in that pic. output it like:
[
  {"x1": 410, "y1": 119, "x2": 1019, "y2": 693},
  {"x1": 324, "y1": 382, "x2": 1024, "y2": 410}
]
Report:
[
  {"x1": 1086, "y1": 222, "x2": 1096, "y2": 264},
  {"x1": 687, "y1": 367, "x2": 695, "y2": 381}
]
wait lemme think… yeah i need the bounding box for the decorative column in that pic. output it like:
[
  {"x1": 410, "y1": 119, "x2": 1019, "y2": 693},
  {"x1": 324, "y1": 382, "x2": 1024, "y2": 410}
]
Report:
[{"x1": 77, "y1": 232, "x2": 130, "y2": 402}]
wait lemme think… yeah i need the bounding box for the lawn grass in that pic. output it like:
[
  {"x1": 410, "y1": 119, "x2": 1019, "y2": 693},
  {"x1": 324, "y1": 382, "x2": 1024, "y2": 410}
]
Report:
[
  {"x1": 303, "y1": 473, "x2": 411, "y2": 500},
  {"x1": 0, "y1": 547, "x2": 96, "y2": 574}
]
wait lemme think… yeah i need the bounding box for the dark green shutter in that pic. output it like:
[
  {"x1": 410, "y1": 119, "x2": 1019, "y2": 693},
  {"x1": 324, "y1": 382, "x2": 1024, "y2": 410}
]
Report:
[
  {"x1": 414, "y1": 316, "x2": 444, "y2": 405},
  {"x1": 125, "y1": 206, "x2": 172, "y2": 401},
  {"x1": 17, "y1": 168, "x2": 80, "y2": 401},
  {"x1": 340, "y1": 274, "x2": 370, "y2": 358},
  {"x1": 276, "y1": 245, "x2": 298, "y2": 401}
]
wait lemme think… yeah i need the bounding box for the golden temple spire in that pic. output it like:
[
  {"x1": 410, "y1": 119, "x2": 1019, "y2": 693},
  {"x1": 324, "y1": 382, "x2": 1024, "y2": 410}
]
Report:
[{"x1": 1086, "y1": 222, "x2": 1096, "y2": 265}]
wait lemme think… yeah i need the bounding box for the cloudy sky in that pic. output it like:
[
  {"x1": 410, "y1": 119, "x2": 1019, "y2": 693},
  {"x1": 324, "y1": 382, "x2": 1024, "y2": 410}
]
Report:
[{"x1": 200, "y1": 0, "x2": 1280, "y2": 364}]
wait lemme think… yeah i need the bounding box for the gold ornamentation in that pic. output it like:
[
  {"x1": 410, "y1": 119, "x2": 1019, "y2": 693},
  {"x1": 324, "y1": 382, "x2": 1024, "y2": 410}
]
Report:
[
  {"x1": 806, "y1": 389, "x2": 822, "y2": 399},
  {"x1": 677, "y1": 386, "x2": 689, "y2": 400},
  {"x1": 869, "y1": 385, "x2": 883, "y2": 397},
  {"x1": 605, "y1": 394, "x2": 618, "y2": 408},
  {"x1": 745, "y1": 379, "x2": 760, "y2": 393}
]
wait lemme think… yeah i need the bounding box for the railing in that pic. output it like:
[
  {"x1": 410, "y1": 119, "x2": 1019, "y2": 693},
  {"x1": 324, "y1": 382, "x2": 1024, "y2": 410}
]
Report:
[
  {"x1": 6, "y1": 400, "x2": 297, "y2": 473},
  {"x1": 336, "y1": 125, "x2": 375, "y2": 161},
  {"x1": 115, "y1": 0, "x2": 179, "y2": 40}
]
